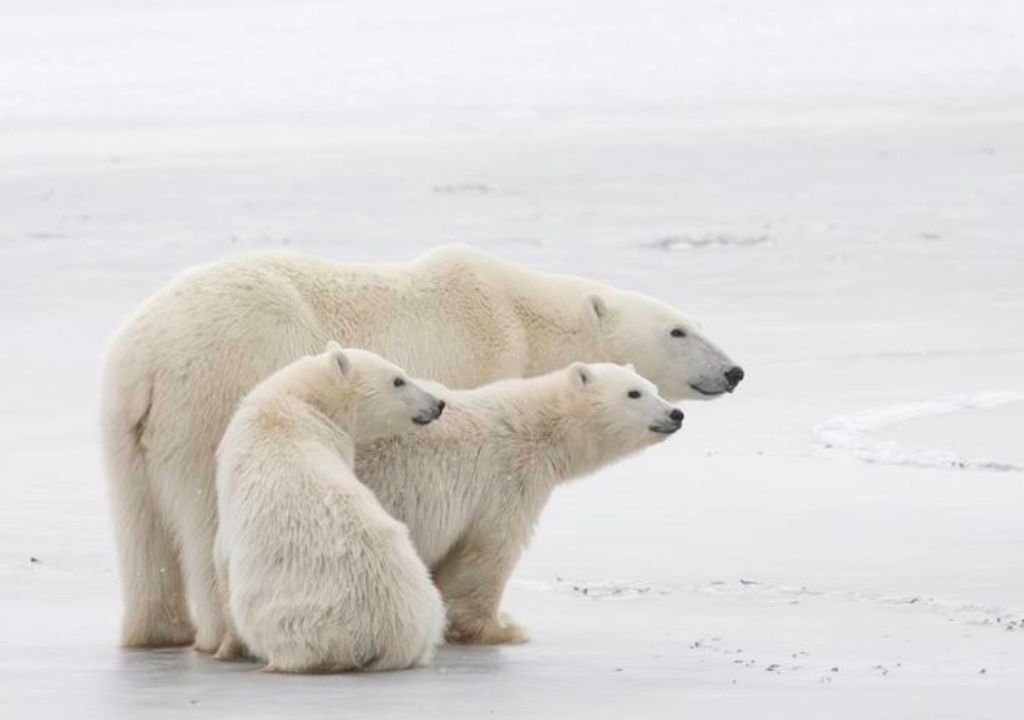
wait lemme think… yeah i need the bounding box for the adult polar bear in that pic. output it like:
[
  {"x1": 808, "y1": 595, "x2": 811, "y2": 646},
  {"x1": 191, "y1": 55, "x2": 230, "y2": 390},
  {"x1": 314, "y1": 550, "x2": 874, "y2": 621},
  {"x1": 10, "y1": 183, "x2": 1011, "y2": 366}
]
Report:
[{"x1": 102, "y1": 244, "x2": 743, "y2": 651}]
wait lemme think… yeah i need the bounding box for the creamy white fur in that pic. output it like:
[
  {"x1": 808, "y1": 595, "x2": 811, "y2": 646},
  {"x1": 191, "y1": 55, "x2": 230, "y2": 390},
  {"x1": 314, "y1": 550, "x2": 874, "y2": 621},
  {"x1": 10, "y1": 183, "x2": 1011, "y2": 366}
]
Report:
[
  {"x1": 357, "y1": 362, "x2": 684, "y2": 644},
  {"x1": 101, "y1": 245, "x2": 738, "y2": 649},
  {"x1": 213, "y1": 345, "x2": 445, "y2": 672}
]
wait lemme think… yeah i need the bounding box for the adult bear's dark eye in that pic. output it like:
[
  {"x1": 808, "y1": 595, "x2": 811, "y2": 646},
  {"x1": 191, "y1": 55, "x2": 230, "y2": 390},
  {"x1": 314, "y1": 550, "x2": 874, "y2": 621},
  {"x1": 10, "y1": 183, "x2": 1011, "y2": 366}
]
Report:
[
  {"x1": 393, "y1": 377, "x2": 406, "y2": 388},
  {"x1": 670, "y1": 328, "x2": 687, "y2": 338},
  {"x1": 628, "y1": 390, "x2": 642, "y2": 399}
]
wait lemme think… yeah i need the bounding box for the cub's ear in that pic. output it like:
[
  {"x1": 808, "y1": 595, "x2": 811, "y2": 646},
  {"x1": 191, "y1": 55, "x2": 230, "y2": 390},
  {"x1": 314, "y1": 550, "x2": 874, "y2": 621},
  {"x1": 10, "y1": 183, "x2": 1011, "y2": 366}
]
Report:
[
  {"x1": 624, "y1": 362, "x2": 636, "y2": 373},
  {"x1": 327, "y1": 348, "x2": 351, "y2": 379},
  {"x1": 568, "y1": 362, "x2": 591, "y2": 389},
  {"x1": 325, "y1": 340, "x2": 343, "y2": 353},
  {"x1": 582, "y1": 293, "x2": 609, "y2": 333}
]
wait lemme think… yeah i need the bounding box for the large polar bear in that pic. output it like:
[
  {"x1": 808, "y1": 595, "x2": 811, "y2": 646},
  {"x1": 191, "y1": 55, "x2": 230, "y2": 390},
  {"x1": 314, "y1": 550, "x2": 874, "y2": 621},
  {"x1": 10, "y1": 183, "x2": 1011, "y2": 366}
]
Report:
[
  {"x1": 214, "y1": 344, "x2": 446, "y2": 673},
  {"x1": 356, "y1": 361, "x2": 684, "y2": 644},
  {"x1": 102, "y1": 244, "x2": 743, "y2": 650}
]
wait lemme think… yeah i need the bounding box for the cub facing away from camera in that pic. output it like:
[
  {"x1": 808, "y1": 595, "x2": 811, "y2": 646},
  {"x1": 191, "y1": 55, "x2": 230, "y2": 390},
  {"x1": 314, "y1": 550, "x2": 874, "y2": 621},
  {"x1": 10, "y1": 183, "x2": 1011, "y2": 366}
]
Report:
[{"x1": 214, "y1": 344, "x2": 446, "y2": 673}]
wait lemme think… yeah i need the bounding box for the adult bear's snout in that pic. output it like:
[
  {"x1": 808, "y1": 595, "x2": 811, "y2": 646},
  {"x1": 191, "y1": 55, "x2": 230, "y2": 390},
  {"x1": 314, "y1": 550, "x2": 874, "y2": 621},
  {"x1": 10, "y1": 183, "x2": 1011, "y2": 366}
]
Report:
[{"x1": 724, "y1": 365, "x2": 745, "y2": 391}]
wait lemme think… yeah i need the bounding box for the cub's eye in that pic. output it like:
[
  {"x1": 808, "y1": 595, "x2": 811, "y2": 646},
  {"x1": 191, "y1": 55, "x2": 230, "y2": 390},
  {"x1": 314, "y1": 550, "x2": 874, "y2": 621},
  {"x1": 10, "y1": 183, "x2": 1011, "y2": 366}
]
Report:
[
  {"x1": 670, "y1": 328, "x2": 687, "y2": 338},
  {"x1": 628, "y1": 390, "x2": 642, "y2": 399},
  {"x1": 393, "y1": 377, "x2": 406, "y2": 388}
]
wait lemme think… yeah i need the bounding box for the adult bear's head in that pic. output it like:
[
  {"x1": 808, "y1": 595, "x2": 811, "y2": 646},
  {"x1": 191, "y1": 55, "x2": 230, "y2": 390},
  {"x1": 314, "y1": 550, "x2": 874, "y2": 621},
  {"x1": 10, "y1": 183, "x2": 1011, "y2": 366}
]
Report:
[{"x1": 580, "y1": 290, "x2": 743, "y2": 401}]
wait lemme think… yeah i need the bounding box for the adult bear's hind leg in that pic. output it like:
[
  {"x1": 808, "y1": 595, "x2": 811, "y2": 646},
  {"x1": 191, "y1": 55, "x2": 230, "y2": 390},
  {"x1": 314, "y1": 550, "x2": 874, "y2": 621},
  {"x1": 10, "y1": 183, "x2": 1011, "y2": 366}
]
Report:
[
  {"x1": 112, "y1": 477, "x2": 194, "y2": 648},
  {"x1": 178, "y1": 505, "x2": 227, "y2": 654}
]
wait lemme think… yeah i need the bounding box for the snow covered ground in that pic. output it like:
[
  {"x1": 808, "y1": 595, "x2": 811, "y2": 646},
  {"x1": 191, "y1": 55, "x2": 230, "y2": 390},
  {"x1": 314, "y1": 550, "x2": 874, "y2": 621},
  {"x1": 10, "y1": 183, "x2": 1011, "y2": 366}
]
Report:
[{"x1": 1, "y1": 1, "x2": 1022, "y2": 717}]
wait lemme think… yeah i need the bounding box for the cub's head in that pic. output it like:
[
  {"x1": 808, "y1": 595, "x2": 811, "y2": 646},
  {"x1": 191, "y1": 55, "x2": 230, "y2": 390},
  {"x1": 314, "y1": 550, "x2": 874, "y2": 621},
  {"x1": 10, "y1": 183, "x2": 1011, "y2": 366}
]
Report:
[
  {"x1": 322, "y1": 342, "x2": 445, "y2": 442},
  {"x1": 566, "y1": 362, "x2": 684, "y2": 454},
  {"x1": 581, "y1": 290, "x2": 744, "y2": 401}
]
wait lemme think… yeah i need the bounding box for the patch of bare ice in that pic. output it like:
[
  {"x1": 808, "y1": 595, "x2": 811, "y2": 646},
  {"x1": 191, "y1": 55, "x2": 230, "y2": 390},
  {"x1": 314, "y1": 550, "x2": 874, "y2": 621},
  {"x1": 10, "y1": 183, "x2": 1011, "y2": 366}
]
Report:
[
  {"x1": 815, "y1": 392, "x2": 1024, "y2": 472},
  {"x1": 431, "y1": 183, "x2": 499, "y2": 195},
  {"x1": 511, "y1": 577, "x2": 672, "y2": 600},
  {"x1": 694, "y1": 580, "x2": 1023, "y2": 631},
  {"x1": 516, "y1": 577, "x2": 1023, "y2": 632},
  {"x1": 647, "y1": 233, "x2": 772, "y2": 251}
]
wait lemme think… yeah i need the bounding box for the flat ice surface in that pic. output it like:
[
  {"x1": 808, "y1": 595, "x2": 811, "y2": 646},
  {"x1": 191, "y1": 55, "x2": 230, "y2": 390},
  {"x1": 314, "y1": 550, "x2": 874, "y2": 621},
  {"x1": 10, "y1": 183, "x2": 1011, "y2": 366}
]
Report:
[
  {"x1": 877, "y1": 402, "x2": 1024, "y2": 468},
  {"x1": 1, "y1": 1, "x2": 1022, "y2": 718}
]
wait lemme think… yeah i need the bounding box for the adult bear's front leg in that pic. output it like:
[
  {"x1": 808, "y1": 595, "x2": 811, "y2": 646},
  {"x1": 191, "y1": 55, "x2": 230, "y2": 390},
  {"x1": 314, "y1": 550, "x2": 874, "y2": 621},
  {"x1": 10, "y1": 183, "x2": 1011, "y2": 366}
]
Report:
[{"x1": 432, "y1": 534, "x2": 529, "y2": 645}]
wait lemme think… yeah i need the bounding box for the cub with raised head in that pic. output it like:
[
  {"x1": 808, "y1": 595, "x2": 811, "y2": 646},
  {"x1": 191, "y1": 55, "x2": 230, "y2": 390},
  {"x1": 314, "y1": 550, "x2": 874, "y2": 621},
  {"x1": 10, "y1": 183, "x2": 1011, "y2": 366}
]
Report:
[
  {"x1": 214, "y1": 344, "x2": 445, "y2": 673},
  {"x1": 356, "y1": 362, "x2": 685, "y2": 644}
]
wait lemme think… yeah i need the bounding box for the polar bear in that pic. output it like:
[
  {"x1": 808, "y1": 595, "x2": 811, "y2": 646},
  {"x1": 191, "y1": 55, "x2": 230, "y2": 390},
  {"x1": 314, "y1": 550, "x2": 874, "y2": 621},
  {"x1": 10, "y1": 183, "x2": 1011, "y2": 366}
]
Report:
[
  {"x1": 356, "y1": 361, "x2": 683, "y2": 644},
  {"x1": 102, "y1": 245, "x2": 742, "y2": 650},
  {"x1": 213, "y1": 344, "x2": 446, "y2": 673}
]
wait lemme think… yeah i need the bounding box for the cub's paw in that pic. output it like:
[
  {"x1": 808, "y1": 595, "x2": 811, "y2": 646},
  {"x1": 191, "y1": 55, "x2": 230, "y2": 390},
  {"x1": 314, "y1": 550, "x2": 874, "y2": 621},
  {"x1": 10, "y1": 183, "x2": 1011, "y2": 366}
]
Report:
[
  {"x1": 193, "y1": 627, "x2": 227, "y2": 655},
  {"x1": 446, "y1": 611, "x2": 530, "y2": 645},
  {"x1": 214, "y1": 634, "x2": 249, "y2": 661}
]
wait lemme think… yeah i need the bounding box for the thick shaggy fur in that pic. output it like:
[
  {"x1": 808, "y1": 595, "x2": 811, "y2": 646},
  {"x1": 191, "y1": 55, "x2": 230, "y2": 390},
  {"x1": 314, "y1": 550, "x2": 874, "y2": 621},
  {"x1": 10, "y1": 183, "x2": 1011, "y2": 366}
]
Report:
[
  {"x1": 101, "y1": 245, "x2": 739, "y2": 649},
  {"x1": 357, "y1": 362, "x2": 684, "y2": 644},
  {"x1": 213, "y1": 346, "x2": 445, "y2": 672}
]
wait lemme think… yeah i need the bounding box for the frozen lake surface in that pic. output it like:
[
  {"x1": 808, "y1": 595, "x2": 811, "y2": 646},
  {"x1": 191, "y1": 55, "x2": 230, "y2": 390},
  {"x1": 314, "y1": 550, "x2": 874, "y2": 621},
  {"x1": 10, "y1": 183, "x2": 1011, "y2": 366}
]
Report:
[
  {"x1": 876, "y1": 401, "x2": 1024, "y2": 469},
  {"x1": 1, "y1": 1, "x2": 1022, "y2": 717}
]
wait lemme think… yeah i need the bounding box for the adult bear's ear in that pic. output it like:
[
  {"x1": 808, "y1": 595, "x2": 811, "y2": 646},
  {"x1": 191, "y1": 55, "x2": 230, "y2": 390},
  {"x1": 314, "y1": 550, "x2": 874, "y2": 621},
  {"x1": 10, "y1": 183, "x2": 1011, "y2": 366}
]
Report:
[
  {"x1": 582, "y1": 293, "x2": 609, "y2": 333},
  {"x1": 623, "y1": 362, "x2": 636, "y2": 373},
  {"x1": 568, "y1": 362, "x2": 591, "y2": 389},
  {"x1": 327, "y1": 347, "x2": 351, "y2": 379}
]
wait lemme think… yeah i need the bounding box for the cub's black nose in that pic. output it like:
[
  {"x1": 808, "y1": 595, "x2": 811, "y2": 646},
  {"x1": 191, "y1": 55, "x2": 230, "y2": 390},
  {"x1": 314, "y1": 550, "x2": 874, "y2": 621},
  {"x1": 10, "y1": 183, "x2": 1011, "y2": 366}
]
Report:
[
  {"x1": 437, "y1": 400, "x2": 446, "y2": 412},
  {"x1": 724, "y1": 366, "x2": 745, "y2": 387},
  {"x1": 669, "y1": 409, "x2": 684, "y2": 423}
]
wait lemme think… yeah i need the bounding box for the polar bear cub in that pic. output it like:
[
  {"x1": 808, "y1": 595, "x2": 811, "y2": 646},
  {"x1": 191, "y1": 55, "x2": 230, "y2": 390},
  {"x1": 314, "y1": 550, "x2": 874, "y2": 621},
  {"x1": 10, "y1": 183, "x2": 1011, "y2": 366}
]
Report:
[
  {"x1": 356, "y1": 362, "x2": 685, "y2": 645},
  {"x1": 214, "y1": 343, "x2": 446, "y2": 673}
]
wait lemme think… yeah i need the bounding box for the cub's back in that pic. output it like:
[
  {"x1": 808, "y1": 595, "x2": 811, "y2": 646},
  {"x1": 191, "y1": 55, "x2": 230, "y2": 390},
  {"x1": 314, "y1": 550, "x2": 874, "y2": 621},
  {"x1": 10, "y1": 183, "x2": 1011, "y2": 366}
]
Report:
[{"x1": 353, "y1": 388, "x2": 508, "y2": 568}]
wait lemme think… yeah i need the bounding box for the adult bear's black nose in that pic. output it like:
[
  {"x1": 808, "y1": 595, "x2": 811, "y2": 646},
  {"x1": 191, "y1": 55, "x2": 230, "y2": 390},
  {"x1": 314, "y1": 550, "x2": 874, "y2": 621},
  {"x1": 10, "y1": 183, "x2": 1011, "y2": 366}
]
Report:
[
  {"x1": 437, "y1": 400, "x2": 446, "y2": 413},
  {"x1": 724, "y1": 366, "x2": 745, "y2": 389},
  {"x1": 669, "y1": 409, "x2": 684, "y2": 423}
]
